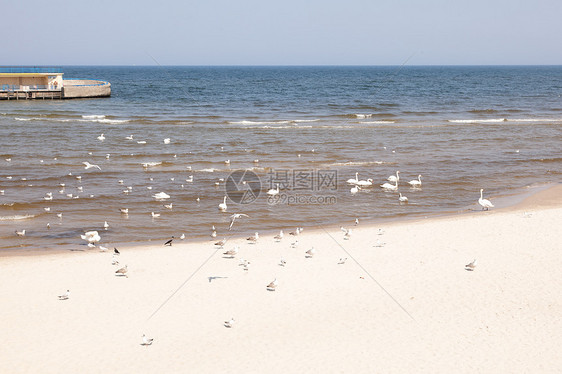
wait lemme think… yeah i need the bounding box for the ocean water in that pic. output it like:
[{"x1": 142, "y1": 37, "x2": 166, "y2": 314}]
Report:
[{"x1": 1, "y1": 66, "x2": 561, "y2": 251}]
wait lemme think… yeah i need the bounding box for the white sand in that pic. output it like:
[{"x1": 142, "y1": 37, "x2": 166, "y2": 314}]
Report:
[{"x1": 1, "y1": 185, "x2": 561, "y2": 373}]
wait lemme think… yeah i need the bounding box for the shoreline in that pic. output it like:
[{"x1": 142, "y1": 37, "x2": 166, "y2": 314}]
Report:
[
  {"x1": 1, "y1": 179, "x2": 561, "y2": 373},
  {"x1": 1, "y1": 181, "x2": 559, "y2": 258}
]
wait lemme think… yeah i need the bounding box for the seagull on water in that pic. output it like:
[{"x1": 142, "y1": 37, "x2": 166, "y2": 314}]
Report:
[
  {"x1": 408, "y1": 175, "x2": 422, "y2": 187},
  {"x1": 229, "y1": 213, "x2": 249, "y2": 230},
  {"x1": 58, "y1": 290, "x2": 70, "y2": 300},
  {"x1": 163, "y1": 138, "x2": 171, "y2": 144},
  {"x1": 81, "y1": 230, "x2": 101, "y2": 244},
  {"x1": 103, "y1": 221, "x2": 109, "y2": 230},
  {"x1": 224, "y1": 318, "x2": 235, "y2": 328},
  {"x1": 97, "y1": 133, "x2": 105, "y2": 141},
  {"x1": 15, "y1": 229, "x2": 26, "y2": 237},
  {"x1": 399, "y1": 193, "x2": 409, "y2": 203},
  {"x1": 82, "y1": 161, "x2": 101, "y2": 170},
  {"x1": 151, "y1": 212, "x2": 160, "y2": 218},
  {"x1": 141, "y1": 334, "x2": 154, "y2": 345},
  {"x1": 119, "y1": 208, "x2": 129, "y2": 214},
  {"x1": 465, "y1": 259, "x2": 477, "y2": 271}
]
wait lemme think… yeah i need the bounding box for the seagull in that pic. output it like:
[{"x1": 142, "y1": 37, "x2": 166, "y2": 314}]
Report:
[
  {"x1": 164, "y1": 203, "x2": 173, "y2": 210},
  {"x1": 163, "y1": 138, "x2": 171, "y2": 144},
  {"x1": 465, "y1": 259, "x2": 477, "y2": 271},
  {"x1": 305, "y1": 247, "x2": 316, "y2": 258},
  {"x1": 99, "y1": 245, "x2": 109, "y2": 252},
  {"x1": 338, "y1": 258, "x2": 348, "y2": 265},
  {"x1": 279, "y1": 258, "x2": 287, "y2": 267},
  {"x1": 229, "y1": 213, "x2": 249, "y2": 230},
  {"x1": 180, "y1": 233, "x2": 186, "y2": 240},
  {"x1": 103, "y1": 221, "x2": 109, "y2": 230},
  {"x1": 266, "y1": 278, "x2": 278, "y2": 291},
  {"x1": 274, "y1": 230, "x2": 284, "y2": 241},
  {"x1": 141, "y1": 334, "x2": 154, "y2": 346},
  {"x1": 223, "y1": 246, "x2": 239, "y2": 258},
  {"x1": 151, "y1": 212, "x2": 160, "y2": 218},
  {"x1": 224, "y1": 318, "x2": 235, "y2": 328},
  {"x1": 224, "y1": 159, "x2": 230, "y2": 165},
  {"x1": 115, "y1": 265, "x2": 128, "y2": 277},
  {"x1": 164, "y1": 236, "x2": 174, "y2": 246},
  {"x1": 289, "y1": 227, "x2": 302, "y2": 236},
  {"x1": 290, "y1": 240, "x2": 299, "y2": 248},
  {"x1": 374, "y1": 239, "x2": 385, "y2": 247},
  {"x1": 119, "y1": 208, "x2": 129, "y2": 214},
  {"x1": 377, "y1": 228, "x2": 385, "y2": 235},
  {"x1": 58, "y1": 290, "x2": 70, "y2": 300},
  {"x1": 215, "y1": 238, "x2": 227, "y2": 248},
  {"x1": 82, "y1": 161, "x2": 101, "y2": 170},
  {"x1": 15, "y1": 229, "x2": 26, "y2": 237},
  {"x1": 97, "y1": 133, "x2": 105, "y2": 141},
  {"x1": 355, "y1": 218, "x2": 359, "y2": 225},
  {"x1": 399, "y1": 193, "x2": 409, "y2": 203},
  {"x1": 478, "y1": 189, "x2": 494, "y2": 210},
  {"x1": 210, "y1": 230, "x2": 217, "y2": 238},
  {"x1": 218, "y1": 196, "x2": 228, "y2": 212},
  {"x1": 125, "y1": 135, "x2": 134, "y2": 140},
  {"x1": 246, "y1": 232, "x2": 259, "y2": 243}
]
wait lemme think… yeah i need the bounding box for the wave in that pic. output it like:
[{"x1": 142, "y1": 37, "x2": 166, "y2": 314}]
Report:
[
  {"x1": 80, "y1": 118, "x2": 129, "y2": 124},
  {"x1": 82, "y1": 115, "x2": 106, "y2": 119},
  {"x1": 14, "y1": 117, "x2": 33, "y2": 121},
  {"x1": 359, "y1": 120, "x2": 396, "y2": 124},
  {"x1": 0, "y1": 214, "x2": 37, "y2": 221},
  {"x1": 228, "y1": 120, "x2": 292, "y2": 125},
  {"x1": 448, "y1": 118, "x2": 562, "y2": 124},
  {"x1": 329, "y1": 161, "x2": 388, "y2": 167},
  {"x1": 355, "y1": 114, "x2": 373, "y2": 119}
]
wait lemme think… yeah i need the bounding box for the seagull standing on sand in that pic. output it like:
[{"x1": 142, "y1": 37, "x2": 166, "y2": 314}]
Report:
[
  {"x1": 274, "y1": 230, "x2": 284, "y2": 241},
  {"x1": 478, "y1": 189, "x2": 494, "y2": 210},
  {"x1": 246, "y1": 232, "x2": 259, "y2": 243},
  {"x1": 266, "y1": 278, "x2": 278, "y2": 291},
  {"x1": 279, "y1": 258, "x2": 287, "y2": 267},
  {"x1": 223, "y1": 246, "x2": 239, "y2": 258},
  {"x1": 215, "y1": 238, "x2": 227, "y2": 248},
  {"x1": 224, "y1": 318, "x2": 235, "y2": 328},
  {"x1": 465, "y1": 259, "x2": 477, "y2": 271},
  {"x1": 115, "y1": 265, "x2": 128, "y2": 277},
  {"x1": 338, "y1": 258, "x2": 348, "y2": 265},
  {"x1": 58, "y1": 290, "x2": 70, "y2": 300},
  {"x1": 83, "y1": 162, "x2": 101, "y2": 170},
  {"x1": 305, "y1": 247, "x2": 316, "y2": 258},
  {"x1": 141, "y1": 334, "x2": 154, "y2": 346},
  {"x1": 229, "y1": 213, "x2": 249, "y2": 230}
]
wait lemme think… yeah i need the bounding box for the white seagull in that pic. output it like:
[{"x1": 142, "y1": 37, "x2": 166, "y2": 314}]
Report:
[
  {"x1": 266, "y1": 278, "x2": 278, "y2": 291},
  {"x1": 223, "y1": 246, "x2": 239, "y2": 258},
  {"x1": 82, "y1": 161, "x2": 101, "y2": 170},
  {"x1": 141, "y1": 334, "x2": 154, "y2": 345},
  {"x1": 58, "y1": 290, "x2": 70, "y2": 300},
  {"x1": 224, "y1": 318, "x2": 235, "y2": 328},
  {"x1": 97, "y1": 133, "x2": 105, "y2": 141},
  {"x1": 229, "y1": 213, "x2": 250, "y2": 230},
  {"x1": 305, "y1": 247, "x2": 316, "y2": 258},
  {"x1": 81, "y1": 230, "x2": 101, "y2": 244},
  {"x1": 274, "y1": 230, "x2": 284, "y2": 241},
  {"x1": 218, "y1": 196, "x2": 228, "y2": 212},
  {"x1": 465, "y1": 259, "x2": 477, "y2": 271},
  {"x1": 246, "y1": 232, "x2": 259, "y2": 243},
  {"x1": 267, "y1": 184, "x2": 280, "y2": 195},
  {"x1": 15, "y1": 229, "x2": 26, "y2": 237}
]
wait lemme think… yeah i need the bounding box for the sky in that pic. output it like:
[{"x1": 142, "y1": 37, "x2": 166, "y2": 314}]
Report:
[{"x1": 1, "y1": 0, "x2": 561, "y2": 65}]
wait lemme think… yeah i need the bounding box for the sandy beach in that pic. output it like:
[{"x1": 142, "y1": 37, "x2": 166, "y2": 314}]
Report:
[{"x1": 1, "y1": 184, "x2": 561, "y2": 373}]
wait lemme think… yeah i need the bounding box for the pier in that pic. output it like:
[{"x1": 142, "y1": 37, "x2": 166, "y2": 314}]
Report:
[{"x1": 0, "y1": 67, "x2": 110, "y2": 100}]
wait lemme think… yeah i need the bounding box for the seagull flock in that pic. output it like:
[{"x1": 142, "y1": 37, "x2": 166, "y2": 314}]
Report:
[{"x1": 3, "y1": 134, "x2": 490, "y2": 347}]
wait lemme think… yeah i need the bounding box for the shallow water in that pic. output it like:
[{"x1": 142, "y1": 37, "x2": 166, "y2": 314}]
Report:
[{"x1": 1, "y1": 66, "x2": 561, "y2": 251}]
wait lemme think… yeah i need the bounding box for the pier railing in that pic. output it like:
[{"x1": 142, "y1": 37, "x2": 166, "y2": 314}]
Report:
[{"x1": 0, "y1": 67, "x2": 63, "y2": 74}]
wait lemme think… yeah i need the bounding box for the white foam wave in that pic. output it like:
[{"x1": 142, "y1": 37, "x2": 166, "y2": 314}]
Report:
[
  {"x1": 448, "y1": 118, "x2": 507, "y2": 123},
  {"x1": 198, "y1": 168, "x2": 218, "y2": 172},
  {"x1": 229, "y1": 120, "x2": 291, "y2": 125},
  {"x1": 142, "y1": 162, "x2": 162, "y2": 168},
  {"x1": 359, "y1": 120, "x2": 396, "y2": 124},
  {"x1": 14, "y1": 117, "x2": 33, "y2": 121},
  {"x1": 0, "y1": 214, "x2": 36, "y2": 221},
  {"x1": 82, "y1": 115, "x2": 106, "y2": 119},
  {"x1": 292, "y1": 119, "x2": 320, "y2": 123},
  {"x1": 330, "y1": 161, "x2": 387, "y2": 166},
  {"x1": 355, "y1": 114, "x2": 373, "y2": 119}
]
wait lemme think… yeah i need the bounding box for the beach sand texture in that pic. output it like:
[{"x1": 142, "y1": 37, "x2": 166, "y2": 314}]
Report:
[{"x1": 1, "y1": 185, "x2": 561, "y2": 373}]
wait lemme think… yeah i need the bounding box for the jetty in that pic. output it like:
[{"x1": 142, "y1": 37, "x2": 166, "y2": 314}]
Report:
[{"x1": 0, "y1": 67, "x2": 110, "y2": 100}]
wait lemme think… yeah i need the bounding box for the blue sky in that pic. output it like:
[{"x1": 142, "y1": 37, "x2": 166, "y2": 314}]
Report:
[{"x1": 2, "y1": 0, "x2": 561, "y2": 65}]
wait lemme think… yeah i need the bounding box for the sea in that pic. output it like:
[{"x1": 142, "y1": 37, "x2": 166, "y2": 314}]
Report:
[{"x1": 1, "y1": 65, "x2": 561, "y2": 252}]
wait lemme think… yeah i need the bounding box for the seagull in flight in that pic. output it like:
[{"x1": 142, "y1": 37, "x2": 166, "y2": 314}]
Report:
[
  {"x1": 229, "y1": 213, "x2": 249, "y2": 230},
  {"x1": 82, "y1": 161, "x2": 101, "y2": 170}
]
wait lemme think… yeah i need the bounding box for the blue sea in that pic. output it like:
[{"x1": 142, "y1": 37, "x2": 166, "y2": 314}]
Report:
[{"x1": 1, "y1": 66, "x2": 561, "y2": 252}]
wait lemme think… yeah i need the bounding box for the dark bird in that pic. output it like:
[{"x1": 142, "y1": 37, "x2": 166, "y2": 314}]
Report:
[
  {"x1": 114, "y1": 247, "x2": 120, "y2": 255},
  {"x1": 164, "y1": 236, "x2": 174, "y2": 246}
]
